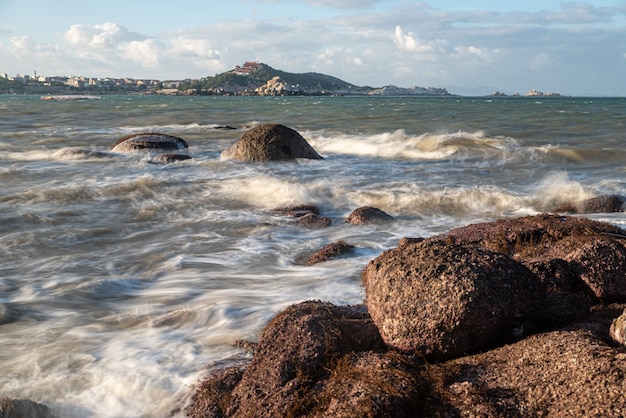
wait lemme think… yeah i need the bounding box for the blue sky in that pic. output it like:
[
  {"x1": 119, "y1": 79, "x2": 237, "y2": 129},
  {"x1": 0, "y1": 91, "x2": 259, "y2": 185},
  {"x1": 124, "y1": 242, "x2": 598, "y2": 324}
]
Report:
[{"x1": 1, "y1": 0, "x2": 625, "y2": 95}]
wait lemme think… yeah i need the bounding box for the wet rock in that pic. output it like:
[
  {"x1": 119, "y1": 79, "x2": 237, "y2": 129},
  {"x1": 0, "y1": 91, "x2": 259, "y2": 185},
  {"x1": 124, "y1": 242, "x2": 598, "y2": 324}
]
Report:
[
  {"x1": 110, "y1": 132, "x2": 189, "y2": 152},
  {"x1": 0, "y1": 398, "x2": 54, "y2": 418},
  {"x1": 426, "y1": 214, "x2": 626, "y2": 303},
  {"x1": 270, "y1": 204, "x2": 320, "y2": 217},
  {"x1": 424, "y1": 329, "x2": 626, "y2": 417},
  {"x1": 610, "y1": 308, "x2": 626, "y2": 346},
  {"x1": 295, "y1": 213, "x2": 332, "y2": 228},
  {"x1": 362, "y1": 240, "x2": 543, "y2": 360},
  {"x1": 220, "y1": 124, "x2": 323, "y2": 162},
  {"x1": 305, "y1": 240, "x2": 355, "y2": 265},
  {"x1": 553, "y1": 194, "x2": 624, "y2": 214},
  {"x1": 151, "y1": 153, "x2": 191, "y2": 163},
  {"x1": 345, "y1": 206, "x2": 393, "y2": 225},
  {"x1": 0, "y1": 303, "x2": 21, "y2": 325},
  {"x1": 211, "y1": 301, "x2": 385, "y2": 417}
]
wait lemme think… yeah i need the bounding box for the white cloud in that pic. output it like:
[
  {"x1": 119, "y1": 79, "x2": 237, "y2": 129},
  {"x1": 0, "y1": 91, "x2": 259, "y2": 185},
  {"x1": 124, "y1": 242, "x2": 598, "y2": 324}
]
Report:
[
  {"x1": 64, "y1": 22, "x2": 142, "y2": 49},
  {"x1": 530, "y1": 51, "x2": 554, "y2": 70},
  {"x1": 393, "y1": 25, "x2": 435, "y2": 53},
  {"x1": 120, "y1": 39, "x2": 161, "y2": 67}
]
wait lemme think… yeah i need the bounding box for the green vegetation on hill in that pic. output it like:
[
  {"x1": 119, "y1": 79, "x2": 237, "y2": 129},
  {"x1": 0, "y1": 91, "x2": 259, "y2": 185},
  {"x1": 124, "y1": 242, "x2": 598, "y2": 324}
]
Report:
[{"x1": 178, "y1": 63, "x2": 356, "y2": 92}]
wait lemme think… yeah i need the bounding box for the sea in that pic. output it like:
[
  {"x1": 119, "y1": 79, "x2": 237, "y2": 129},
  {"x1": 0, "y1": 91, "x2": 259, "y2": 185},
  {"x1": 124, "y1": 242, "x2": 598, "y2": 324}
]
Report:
[{"x1": 1, "y1": 94, "x2": 625, "y2": 417}]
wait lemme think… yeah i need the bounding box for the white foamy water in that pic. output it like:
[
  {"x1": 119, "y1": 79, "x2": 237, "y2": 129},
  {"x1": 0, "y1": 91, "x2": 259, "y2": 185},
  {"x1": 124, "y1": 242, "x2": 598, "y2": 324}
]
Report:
[{"x1": 0, "y1": 94, "x2": 625, "y2": 416}]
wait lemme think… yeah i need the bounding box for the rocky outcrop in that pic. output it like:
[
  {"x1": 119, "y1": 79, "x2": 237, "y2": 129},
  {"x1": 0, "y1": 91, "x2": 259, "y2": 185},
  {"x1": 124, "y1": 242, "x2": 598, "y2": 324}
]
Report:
[
  {"x1": 110, "y1": 132, "x2": 189, "y2": 152},
  {"x1": 188, "y1": 215, "x2": 626, "y2": 417},
  {"x1": 362, "y1": 240, "x2": 543, "y2": 359},
  {"x1": 553, "y1": 194, "x2": 624, "y2": 214},
  {"x1": 345, "y1": 206, "x2": 393, "y2": 225},
  {"x1": 424, "y1": 328, "x2": 626, "y2": 416},
  {"x1": 305, "y1": 240, "x2": 355, "y2": 266},
  {"x1": 424, "y1": 214, "x2": 626, "y2": 303},
  {"x1": 0, "y1": 398, "x2": 54, "y2": 418},
  {"x1": 186, "y1": 302, "x2": 386, "y2": 418},
  {"x1": 220, "y1": 124, "x2": 323, "y2": 162}
]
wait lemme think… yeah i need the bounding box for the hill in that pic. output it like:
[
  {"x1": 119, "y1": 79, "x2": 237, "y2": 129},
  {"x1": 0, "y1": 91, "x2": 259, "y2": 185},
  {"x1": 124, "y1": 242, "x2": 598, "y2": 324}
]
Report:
[{"x1": 176, "y1": 62, "x2": 450, "y2": 96}]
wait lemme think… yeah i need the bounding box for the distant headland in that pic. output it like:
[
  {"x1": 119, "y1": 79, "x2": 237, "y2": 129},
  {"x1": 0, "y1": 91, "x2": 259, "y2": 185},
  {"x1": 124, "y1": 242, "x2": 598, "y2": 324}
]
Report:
[{"x1": 1, "y1": 62, "x2": 561, "y2": 97}]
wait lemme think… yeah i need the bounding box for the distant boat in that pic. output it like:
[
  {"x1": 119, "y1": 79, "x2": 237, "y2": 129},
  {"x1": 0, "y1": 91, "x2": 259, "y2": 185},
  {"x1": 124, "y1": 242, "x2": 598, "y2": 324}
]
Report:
[{"x1": 41, "y1": 95, "x2": 101, "y2": 101}]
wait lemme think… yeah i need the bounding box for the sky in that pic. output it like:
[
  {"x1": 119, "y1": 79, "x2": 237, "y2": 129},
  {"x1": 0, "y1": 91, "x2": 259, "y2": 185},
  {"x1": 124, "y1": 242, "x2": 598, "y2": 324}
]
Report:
[{"x1": 0, "y1": 0, "x2": 625, "y2": 95}]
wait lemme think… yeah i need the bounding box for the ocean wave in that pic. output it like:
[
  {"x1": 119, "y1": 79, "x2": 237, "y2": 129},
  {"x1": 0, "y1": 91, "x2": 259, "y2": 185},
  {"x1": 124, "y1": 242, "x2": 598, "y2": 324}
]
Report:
[{"x1": 306, "y1": 129, "x2": 522, "y2": 162}]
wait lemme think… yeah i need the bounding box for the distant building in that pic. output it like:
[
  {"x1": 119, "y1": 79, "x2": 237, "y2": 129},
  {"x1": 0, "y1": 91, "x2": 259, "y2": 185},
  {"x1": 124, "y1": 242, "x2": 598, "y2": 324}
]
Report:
[{"x1": 232, "y1": 61, "x2": 261, "y2": 75}]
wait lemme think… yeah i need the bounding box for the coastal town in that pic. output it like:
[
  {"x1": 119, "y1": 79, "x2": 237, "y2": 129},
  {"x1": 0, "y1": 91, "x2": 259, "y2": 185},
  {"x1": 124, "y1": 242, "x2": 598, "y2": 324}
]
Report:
[{"x1": 1, "y1": 61, "x2": 560, "y2": 97}]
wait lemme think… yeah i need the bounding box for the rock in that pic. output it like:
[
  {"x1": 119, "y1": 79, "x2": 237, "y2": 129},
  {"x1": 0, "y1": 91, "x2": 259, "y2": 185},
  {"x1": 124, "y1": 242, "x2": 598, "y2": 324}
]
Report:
[
  {"x1": 220, "y1": 124, "x2": 323, "y2": 162},
  {"x1": 295, "y1": 213, "x2": 332, "y2": 228},
  {"x1": 362, "y1": 240, "x2": 543, "y2": 360},
  {"x1": 110, "y1": 132, "x2": 189, "y2": 152},
  {"x1": 426, "y1": 214, "x2": 626, "y2": 303},
  {"x1": 610, "y1": 308, "x2": 626, "y2": 346},
  {"x1": 305, "y1": 240, "x2": 355, "y2": 265},
  {"x1": 345, "y1": 206, "x2": 393, "y2": 225},
  {"x1": 553, "y1": 194, "x2": 624, "y2": 214},
  {"x1": 187, "y1": 367, "x2": 244, "y2": 418},
  {"x1": 0, "y1": 398, "x2": 54, "y2": 418},
  {"x1": 151, "y1": 153, "x2": 191, "y2": 163},
  {"x1": 304, "y1": 351, "x2": 426, "y2": 417},
  {"x1": 424, "y1": 329, "x2": 626, "y2": 417},
  {"x1": 212, "y1": 301, "x2": 385, "y2": 417},
  {"x1": 270, "y1": 204, "x2": 320, "y2": 217}
]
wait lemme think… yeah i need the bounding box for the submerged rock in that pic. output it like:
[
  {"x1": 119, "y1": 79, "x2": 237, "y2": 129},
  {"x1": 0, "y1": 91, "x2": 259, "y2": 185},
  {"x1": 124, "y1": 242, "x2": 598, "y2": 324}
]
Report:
[
  {"x1": 553, "y1": 194, "x2": 624, "y2": 214},
  {"x1": 305, "y1": 240, "x2": 355, "y2": 265},
  {"x1": 220, "y1": 124, "x2": 323, "y2": 162},
  {"x1": 362, "y1": 240, "x2": 543, "y2": 360},
  {"x1": 151, "y1": 153, "x2": 192, "y2": 163},
  {"x1": 0, "y1": 398, "x2": 54, "y2": 418},
  {"x1": 110, "y1": 132, "x2": 189, "y2": 152},
  {"x1": 345, "y1": 206, "x2": 393, "y2": 225}
]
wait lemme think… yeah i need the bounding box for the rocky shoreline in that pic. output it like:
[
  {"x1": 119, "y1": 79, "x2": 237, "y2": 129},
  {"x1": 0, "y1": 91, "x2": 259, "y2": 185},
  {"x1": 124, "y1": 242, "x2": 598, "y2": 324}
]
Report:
[{"x1": 4, "y1": 126, "x2": 625, "y2": 418}]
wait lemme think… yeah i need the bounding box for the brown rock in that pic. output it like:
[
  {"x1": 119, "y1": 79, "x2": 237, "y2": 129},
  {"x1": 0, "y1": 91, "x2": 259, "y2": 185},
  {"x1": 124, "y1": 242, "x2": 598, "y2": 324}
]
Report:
[
  {"x1": 270, "y1": 204, "x2": 320, "y2": 217},
  {"x1": 424, "y1": 329, "x2": 626, "y2": 417},
  {"x1": 426, "y1": 214, "x2": 626, "y2": 303},
  {"x1": 611, "y1": 308, "x2": 626, "y2": 346},
  {"x1": 110, "y1": 132, "x2": 189, "y2": 152},
  {"x1": 305, "y1": 351, "x2": 426, "y2": 417},
  {"x1": 553, "y1": 194, "x2": 624, "y2": 214},
  {"x1": 362, "y1": 240, "x2": 543, "y2": 360},
  {"x1": 186, "y1": 367, "x2": 244, "y2": 418},
  {"x1": 305, "y1": 240, "x2": 355, "y2": 265},
  {"x1": 345, "y1": 206, "x2": 393, "y2": 225},
  {"x1": 296, "y1": 213, "x2": 332, "y2": 228},
  {"x1": 220, "y1": 124, "x2": 323, "y2": 162},
  {"x1": 218, "y1": 301, "x2": 385, "y2": 417}
]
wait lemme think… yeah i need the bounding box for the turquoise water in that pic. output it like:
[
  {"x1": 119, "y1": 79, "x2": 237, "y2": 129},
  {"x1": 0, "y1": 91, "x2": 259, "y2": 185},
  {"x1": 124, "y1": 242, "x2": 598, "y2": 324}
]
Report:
[{"x1": 0, "y1": 94, "x2": 625, "y2": 416}]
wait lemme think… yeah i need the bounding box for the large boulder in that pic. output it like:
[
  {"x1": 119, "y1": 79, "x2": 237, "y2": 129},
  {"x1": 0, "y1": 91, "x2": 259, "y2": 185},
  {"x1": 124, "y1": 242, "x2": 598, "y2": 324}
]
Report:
[
  {"x1": 187, "y1": 301, "x2": 385, "y2": 418},
  {"x1": 424, "y1": 329, "x2": 626, "y2": 416},
  {"x1": 362, "y1": 240, "x2": 543, "y2": 360},
  {"x1": 110, "y1": 132, "x2": 188, "y2": 152},
  {"x1": 425, "y1": 214, "x2": 626, "y2": 303},
  {"x1": 220, "y1": 124, "x2": 323, "y2": 162}
]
